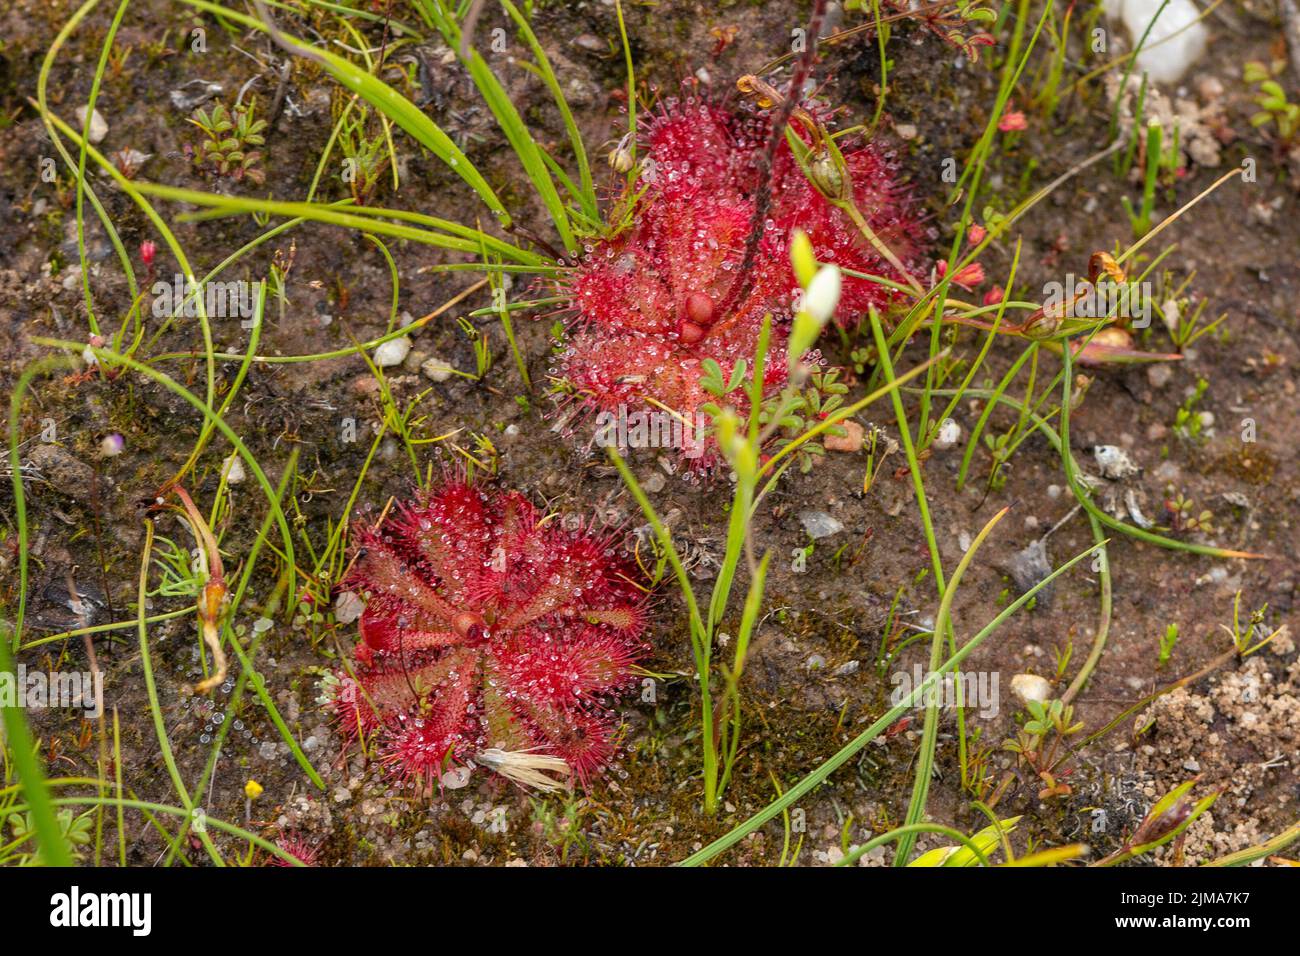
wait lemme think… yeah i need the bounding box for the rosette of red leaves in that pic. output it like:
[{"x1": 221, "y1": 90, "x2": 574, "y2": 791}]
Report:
[
  {"x1": 333, "y1": 480, "x2": 646, "y2": 790},
  {"x1": 556, "y1": 92, "x2": 927, "y2": 459}
]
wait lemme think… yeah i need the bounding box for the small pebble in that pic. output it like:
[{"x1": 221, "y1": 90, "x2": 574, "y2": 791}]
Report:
[
  {"x1": 221, "y1": 453, "x2": 246, "y2": 485},
  {"x1": 1153, "y1": 460, "x2": 1181, "y2": 483},
  {"x1": 333, "y1": 591, "x2": 364, "y2": 625},
  {"x1": 1008, "y1": 538, "x2": 1053, "y2": 596},
  {"x1": 1093, "y1": 445, "x2": 1140, "y2": 480},
  {"x1": 442, "y1": 766, "x2": 473, "y2": 789},
  {"x1": 30, "y1": 443, "x2": 94, "y2": 493},
  {"x1": 1010, "y1": 673, "x2": 1052, "y2": 705},
  {"x1": 421, "y1": 356, "x2": 455, "y2": 382},
  {"x1": 798, "y1": 510, "x2": 844, "y2": 539},
  {"x1": 933, "y1": 418, "x2": 962, "y2": 451},
  {"x1": 1147, "y1": 364, "x2": 1173, "y2": 389},
  {"x1": 75, "y1": 106, "x2": 108, "y2": 144},
  {"x1": 374, "y1": 336, "x2": 412, "y2": 367},
  {"x1": 825, "y1": 420, "x2": 865, "y2": 452}
]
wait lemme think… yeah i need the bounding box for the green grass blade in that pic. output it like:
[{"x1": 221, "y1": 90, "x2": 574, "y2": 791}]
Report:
[
  {"x1": 614, "y1": 0, "x2": 637, "y2": 189},
  {"x1": 135, "y1": 522, "x2": 225, "y2": 865},
  {"x1": 120, "y1": 180, "x2": 545, "y2": 265},
  {"x1": 678, "y1": 537, "x2": 1106, "y2": 867},
  {"x1": 33, "y1": 337, "x2": 300, "y2": 596},
  {"x1": 418, "y1": 0, "x2": 577, "y2": 253},
  {"x1": 181, "y1": 0, "x2": 513, "y2": 225},
  {"x1": 0, "y1": 616, "x2": 70, "y2": 864},
  {"x1": 37, "y1": 0, "x2": 139, "y2": 330},
  {"x1": 72, "y1": 0, "x2": 132, "y2": 335},
  {"x1": 501, "y1": 0, "x2": 598, "y2": 219},
  {"x1": 894, "y1": 507, "x2": 1011, "y2": 864}
]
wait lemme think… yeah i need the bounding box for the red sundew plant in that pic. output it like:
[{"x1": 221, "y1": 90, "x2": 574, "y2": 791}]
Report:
[
  {"x1": 555, "y1": 91, "x2": 928, "y2": 456},
  {"x1": 271, "y1": 834, "x2": 319, "y2": 867},
  {"x1": 331, "y1": 479, "x2": 647, "y2": 791}
]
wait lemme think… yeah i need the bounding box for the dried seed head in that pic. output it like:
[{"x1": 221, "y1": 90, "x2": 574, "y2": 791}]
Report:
[
  {"x1": 475, "y1": 748, "x2": 571, "y2": 792},
  {"x1": 807, "y1": 147, "x2": 849, "y2": 203},
  {"x1": 607, "y1": 145, "x2": 634, "y2": 173},
  {"x1": 1021, "y1": 306, "x2": 1064, "y2": 339},
  {"x1": 607, "y1": 132, "x2": 636, "y2": 173}
]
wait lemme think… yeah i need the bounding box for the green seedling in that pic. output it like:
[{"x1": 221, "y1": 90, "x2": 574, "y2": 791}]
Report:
[
  {"x1": 1244, "y1": 60, "x2": 1299, "y2": 147},
  {"x1": 1157, "y1": 622, "x2": 1179, "y2": 668},
  {"x1": 1220, "y1": 590, "x2": 1286, "y2": 658},
  {"x1": 188, "y1": 99, "x2": 268, "y2": 185}
]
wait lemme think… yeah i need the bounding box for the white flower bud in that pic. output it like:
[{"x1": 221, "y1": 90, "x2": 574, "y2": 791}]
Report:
[{"x1": 804, "y1": 264, "x2": 841, "y2": 324}]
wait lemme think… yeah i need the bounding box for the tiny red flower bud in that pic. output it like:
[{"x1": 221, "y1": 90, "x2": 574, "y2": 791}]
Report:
[
  {"x1": 140, "y1": 240, "x2": 156, "y2": 267},
  {"x1": 998, "y1": 110, "x2": 1028, "y2": 132},
  {"x1": 684, "y1": 291, "x2": 715, "y2": 326},
  {"x1": 957, "y1": 263, "x2": 986, "y2": 288},
  {"x1": 678, "y1": 320, "x2": 706, "y2": 344},
  {"x1": 936, "y1": 261, "x2": 985, "y2": 290}
]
